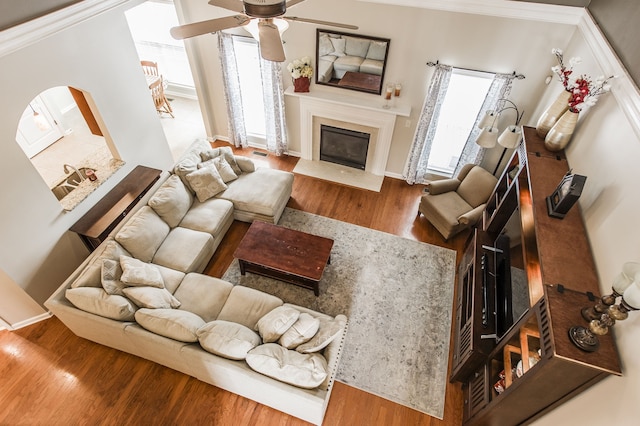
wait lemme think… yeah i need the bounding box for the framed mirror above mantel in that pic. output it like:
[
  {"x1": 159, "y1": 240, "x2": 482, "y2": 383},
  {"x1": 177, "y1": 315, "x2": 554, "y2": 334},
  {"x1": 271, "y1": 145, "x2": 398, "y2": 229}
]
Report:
[{"x1": 315, "y1": 29, "x2": 390, "y2": 95}]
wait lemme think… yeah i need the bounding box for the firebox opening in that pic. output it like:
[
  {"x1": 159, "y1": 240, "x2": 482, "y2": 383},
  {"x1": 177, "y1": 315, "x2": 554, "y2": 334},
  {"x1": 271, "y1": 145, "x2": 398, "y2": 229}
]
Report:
[{"x1": 320, "y1": 125, "x2": 370, "y2": 170}]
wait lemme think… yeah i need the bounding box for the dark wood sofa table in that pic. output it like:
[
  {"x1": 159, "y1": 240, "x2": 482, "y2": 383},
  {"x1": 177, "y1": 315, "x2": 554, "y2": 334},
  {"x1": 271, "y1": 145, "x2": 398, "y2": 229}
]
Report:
[{"x1": 233, "y1": 221, "x2": 334, "y2": 296}]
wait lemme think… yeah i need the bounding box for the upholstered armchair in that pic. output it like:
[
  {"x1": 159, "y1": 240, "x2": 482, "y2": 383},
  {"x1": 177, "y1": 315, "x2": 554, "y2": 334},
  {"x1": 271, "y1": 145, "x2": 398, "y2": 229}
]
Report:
[{"x1": 418, "y1": 164, "x2": 498, "y2": 240}]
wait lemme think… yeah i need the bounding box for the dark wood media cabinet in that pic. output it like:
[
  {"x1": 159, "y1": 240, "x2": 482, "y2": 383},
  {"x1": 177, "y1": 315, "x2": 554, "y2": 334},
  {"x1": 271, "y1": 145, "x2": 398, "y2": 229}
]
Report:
[
  {"x1": 451, "y1": 127, "x2": 621, "y2": 425},
  {"x1": 70, "y1": 165, "x2": 161, "y2": 251}
]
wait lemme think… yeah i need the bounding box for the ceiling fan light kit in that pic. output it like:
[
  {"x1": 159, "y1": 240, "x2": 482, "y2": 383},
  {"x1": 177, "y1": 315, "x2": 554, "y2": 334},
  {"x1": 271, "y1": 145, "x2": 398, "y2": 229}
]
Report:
[{"x1": 172, "y1": 0, "x2": 358, "y2": 62}]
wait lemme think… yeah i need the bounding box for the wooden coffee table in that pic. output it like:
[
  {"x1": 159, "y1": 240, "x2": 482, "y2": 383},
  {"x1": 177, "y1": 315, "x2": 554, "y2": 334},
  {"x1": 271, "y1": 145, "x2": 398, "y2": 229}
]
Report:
[{"x1": 233, "y1": 221, "x2": 334, "y2": 296}]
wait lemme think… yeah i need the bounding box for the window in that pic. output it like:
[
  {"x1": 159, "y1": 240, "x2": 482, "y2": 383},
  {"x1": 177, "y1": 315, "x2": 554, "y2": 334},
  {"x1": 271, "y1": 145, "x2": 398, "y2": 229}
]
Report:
[
  {"x1": 427, "y1": 70, "x2": 493, "y2": 176},
  {"x1": 232, "y1": 36, "x2": 267, "y2": 140}
]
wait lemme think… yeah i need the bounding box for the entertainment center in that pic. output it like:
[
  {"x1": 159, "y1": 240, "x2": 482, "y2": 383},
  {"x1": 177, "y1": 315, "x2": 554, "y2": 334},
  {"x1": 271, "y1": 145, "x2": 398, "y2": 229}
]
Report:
[{"x1": 451, "y1": 126, "x2": 622, "y2": 425}]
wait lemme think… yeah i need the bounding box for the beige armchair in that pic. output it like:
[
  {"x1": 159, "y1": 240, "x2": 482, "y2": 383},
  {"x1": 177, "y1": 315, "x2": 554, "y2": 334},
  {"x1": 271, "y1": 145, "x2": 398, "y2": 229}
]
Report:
[{"x1": 418, "y1": 164, "x2": 498, "y2": 240}]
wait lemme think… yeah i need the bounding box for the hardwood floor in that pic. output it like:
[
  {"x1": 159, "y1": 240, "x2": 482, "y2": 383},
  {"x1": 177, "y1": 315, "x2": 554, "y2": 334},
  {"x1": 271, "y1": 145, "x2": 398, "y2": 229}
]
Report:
[{"x1": 0, "y1": 143, "x2": 470, "y2": 425}]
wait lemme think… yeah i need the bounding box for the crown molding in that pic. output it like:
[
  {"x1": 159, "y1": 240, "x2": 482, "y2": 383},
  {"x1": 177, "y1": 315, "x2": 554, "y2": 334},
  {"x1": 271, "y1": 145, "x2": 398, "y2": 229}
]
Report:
[
  {"x1": 356, "y1": 0, "x2": 584, "y2": 25},
  {"x1": 0, "y1": 0, "x2": 132, "y2": 58}
]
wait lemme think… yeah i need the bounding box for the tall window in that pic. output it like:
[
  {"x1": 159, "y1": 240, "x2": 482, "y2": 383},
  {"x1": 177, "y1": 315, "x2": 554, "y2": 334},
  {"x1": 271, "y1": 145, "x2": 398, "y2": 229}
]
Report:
[
  {"x1": 427, "y1": 70, "x2": 493, "y2": 175},
  {"x1": 232, "y1": 37, "x2": 266, "y2": 140}
]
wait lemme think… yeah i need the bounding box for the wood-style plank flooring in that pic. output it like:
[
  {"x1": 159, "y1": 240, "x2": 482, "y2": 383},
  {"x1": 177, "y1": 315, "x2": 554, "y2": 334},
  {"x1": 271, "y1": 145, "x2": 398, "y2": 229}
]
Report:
[{"x1": 0, "y1": 143, "x2": 470, "y2": 425}]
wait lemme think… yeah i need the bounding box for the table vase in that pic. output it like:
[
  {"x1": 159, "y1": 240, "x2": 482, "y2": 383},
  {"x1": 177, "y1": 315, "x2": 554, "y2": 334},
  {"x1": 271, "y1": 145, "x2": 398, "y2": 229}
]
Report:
[
  {"x1": 536, "y1": 90, "x2": 571, "y2": 138},
  {"x1": 544, "y1": 109, "x2": 579, "y2": 152}
]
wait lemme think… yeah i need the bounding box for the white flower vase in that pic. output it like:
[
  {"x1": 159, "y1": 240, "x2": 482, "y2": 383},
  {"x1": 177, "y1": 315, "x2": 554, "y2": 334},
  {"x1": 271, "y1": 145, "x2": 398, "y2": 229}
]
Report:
[
  {"x1": 536, "y1": 90, "x2": 571, "y2": 138},
  {"x1": 544, "y1": 109, "x2": 579, "y2": 152}
]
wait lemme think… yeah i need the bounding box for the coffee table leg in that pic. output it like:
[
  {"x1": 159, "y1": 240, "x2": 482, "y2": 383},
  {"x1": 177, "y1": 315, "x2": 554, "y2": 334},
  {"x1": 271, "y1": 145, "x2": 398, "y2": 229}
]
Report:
[
  {"x1": 314, "y1": 282, "x2": 319, "y2": 297},
  {"x1": 327, "y1": 255, "x2": 331, "y2": 265},
  {"x1": 238, "y1": 260, "x2": 246, "y2": 275}
]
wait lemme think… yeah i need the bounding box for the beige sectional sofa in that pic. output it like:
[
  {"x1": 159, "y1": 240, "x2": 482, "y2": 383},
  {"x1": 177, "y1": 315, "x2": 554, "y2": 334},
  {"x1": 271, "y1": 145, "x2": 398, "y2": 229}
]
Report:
[{"x1": 45, "y1": 141, "x2": 348, "y2": 425}]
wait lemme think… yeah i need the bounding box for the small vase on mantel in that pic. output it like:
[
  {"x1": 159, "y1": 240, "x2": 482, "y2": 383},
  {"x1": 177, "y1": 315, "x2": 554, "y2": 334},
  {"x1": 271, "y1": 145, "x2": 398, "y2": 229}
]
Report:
[
  {"x1": 293, "y1": 77, "x2": 310, "y2": 93},
  {"x1": 536, "y1": 90, "x2": 571, "y2": 138},
  {"x1": 544, "y1": 109, "x2": 579, "y2": 152}
]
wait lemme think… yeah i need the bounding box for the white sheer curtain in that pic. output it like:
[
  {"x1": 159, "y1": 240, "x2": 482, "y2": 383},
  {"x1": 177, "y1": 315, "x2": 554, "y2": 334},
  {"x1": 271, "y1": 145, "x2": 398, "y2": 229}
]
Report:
[
  {"x1": 403, "y1": 64, "x2": 452, "y2": 184},
  {"x1": 259, "y1": 55, "x2": 288, "y2": 155},
  {"x1": 217, "y1": 32, "x2": 248, "y2": 148},
  {"x1": 452, "y1": 73, "x2": 514, "y2": 176}
]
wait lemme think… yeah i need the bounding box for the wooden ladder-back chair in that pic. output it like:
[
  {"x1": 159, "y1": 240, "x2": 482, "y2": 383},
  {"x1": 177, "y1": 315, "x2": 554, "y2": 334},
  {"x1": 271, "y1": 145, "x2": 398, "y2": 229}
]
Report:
[
  {"x1": 140, "y1": 60, "x2": 159, "y2": 77},
  {"x1": 149, "y1": 77, "x2": 174, "y2": 118}
]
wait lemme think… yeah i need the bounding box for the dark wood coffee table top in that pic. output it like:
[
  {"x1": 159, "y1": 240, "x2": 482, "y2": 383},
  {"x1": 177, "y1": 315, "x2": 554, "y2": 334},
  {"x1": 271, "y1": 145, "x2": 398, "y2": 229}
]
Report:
[
  {"x1": 338, "y1": 71, "x2": 382, "y2": 92},
  {"x1": 234, "y1": 221, "x2": 334, "y2": 282}
]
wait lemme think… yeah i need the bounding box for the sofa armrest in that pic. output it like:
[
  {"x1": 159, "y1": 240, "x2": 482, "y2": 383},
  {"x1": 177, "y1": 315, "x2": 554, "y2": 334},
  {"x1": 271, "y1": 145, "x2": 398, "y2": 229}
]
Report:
[
  {"x1": 235, "y1": 156, "x2": 256, "y2": 173},
  {"x1": 458, "y1": 204, "x2": 486, "y2": 226},
  {"x1": 426, "y1": 178, "x2": 461, "y2": 195}
]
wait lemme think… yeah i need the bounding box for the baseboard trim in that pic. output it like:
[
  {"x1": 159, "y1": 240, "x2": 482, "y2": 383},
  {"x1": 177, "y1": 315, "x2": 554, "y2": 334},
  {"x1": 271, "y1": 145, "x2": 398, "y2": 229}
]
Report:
[{"x1": 4, "y1": 312, "x2": 52, "y2": 331}]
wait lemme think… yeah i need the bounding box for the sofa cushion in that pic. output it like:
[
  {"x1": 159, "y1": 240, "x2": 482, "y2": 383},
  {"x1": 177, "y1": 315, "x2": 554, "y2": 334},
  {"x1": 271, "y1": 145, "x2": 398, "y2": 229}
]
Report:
[
  {"x1": 123, "y1": 286, "x2": 181, "y2": 309},
  {"x1": 279, "y1": 313, "x2": 321, "y2": 349},
  {"x1": 173, "y1": 150, "x2": 202, "y2": 193},
  {"x1": 200, "y1": 146, "x2": 242, "y2": 175},
  {"x1": 366, "y1": 40, "x2": 387, "y2": 61},
  {"x1": 256, "y1": 306, "x2": 300, "y2": 343},
  {"x1": 154, "y1": 265, "x2": 186, "y2": 294},
  {"x1": 148, "y1": 175, "x2": 193, "y2": 228},
  {"x1": 185, "y1": 165, "x2": 228, "y2": 203},
  {"x1": 217, "y1": 285, "x2": 283, "y2": 330},
  {"x1": 318, "y1": 33, "x2": 334, "y2": 56},
  {"x1": 115, "y1": 206, "x2": 170, "y2": 262},
  {"x1": 359, "y1": 58, "x2": 383, "y2": 76},
  {"x1": 179, "y1": 198, "x2": 234, "y2": 237},
  {"x1": 215, "y1": 168, "x2": 293, "y2": 218},
  {"x1": 101, "y1": 258, "x2": 126, "y2": 296},
  {"x1": 344, "y1": 36, "x2": 371, "y2": 57},
  {"x1": 173, "y1": 273, "x2": 233, "y2": 322},
  {"x1": 421, "y1": 191, "x2": 473, "y2": 231},
  {"x1": 197, "y1": 320, "x2": 261, "y2": 360},
  {"x1": 135, "y1": 308, "x2": 205, "y2": 342},
  {"x1": 119, "y1": 255, "x2": 165, "y2": 288},
  {"x1": 329, "y1": 37, "x2": 345, "y2": 57},
  {"x1": 296, "y1": 316, "x2": 346, "y2": 353},
  {"x1": 70, "y1": 240, "x2": 130, "y2": 289},
  {"x1": 152, "y1": 227, "x2": 214, "y2": 273},
  {"x1": 246, "y1": 343, "x2": 328, "y2": 389},
  {"x1": 66, "y1": 287, "x2": 137, "y2": 321}
]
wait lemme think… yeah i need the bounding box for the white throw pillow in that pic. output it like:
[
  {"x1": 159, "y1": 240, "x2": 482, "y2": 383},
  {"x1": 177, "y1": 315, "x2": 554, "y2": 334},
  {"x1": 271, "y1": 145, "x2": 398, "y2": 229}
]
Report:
[
  {"x1": 185, "y1": 165, "x2": 228, "y2": 202},
  {"x1": 212, "y1": 156, "x2": 238, "y2": 183},
  {"x1": 70, "y1": 240, "x2": 130, "y2": 289},
  {"x1": 123, "y1": 286, "x2": 181, "y2": 309},
  {"x1": 255, "y1": 306, "x2": 300, "y2": 343},
  {"x1": 200, "y1": 146, "x2": 242, "y2": 175},
  {"x1": 148, "y1": 175, "x2": 194, "y2": 228},
  {"x1": 296, "y1": 316, "x2": 346, "y2": 353},
  {"x1": 101, "y1": 258, "x2": 126, "y2": 296},
  {"x1": 234, "y1": 156, "x2": 255, "y2": 173},
  {"x1": 278, "y1": 313, "x2": 321, "y2": 349},
  {"x1": 318, "y1": 33, "x2": 334, "y2": 57},
  {"x1": 135, "y1": 308, "x2": 205, "y2": 342},
  {"x1": 119, "y1": 255, "x2": 165, "y2": 288},
  {"x1": 66, "y1": 287, "x2": 137, "y2": 321},
  {"x1": 246, "y1": 343, "x2": 328, "y2": 389},
  {"x1": 197, "y1": 320, "x2": 261, "y2": 360},
  {"x1": 330, "y1": 37, "x2": 346, "y2": 57}
]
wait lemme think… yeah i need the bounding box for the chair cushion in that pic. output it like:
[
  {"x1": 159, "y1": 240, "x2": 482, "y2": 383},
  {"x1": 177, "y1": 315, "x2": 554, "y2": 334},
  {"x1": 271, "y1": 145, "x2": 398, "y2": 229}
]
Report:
[
  {"x1": 173, "y1": 273, "x2": 233, "y2": 322},
  {"x1": 148, "y1": 175, "x2": 193, "y2": 228},
  {"x1": 420, "y1": 192, "x2": 473, "y2": 230},
  {"x1": 115, "y1": 206, "x2": 170, "y2": 262},
  {"x1": 457, "y1": 166, "x2": 498, "y2": 208},
  {"x1": 217, "y1": 285, "x2": 283, "y2": 330}
]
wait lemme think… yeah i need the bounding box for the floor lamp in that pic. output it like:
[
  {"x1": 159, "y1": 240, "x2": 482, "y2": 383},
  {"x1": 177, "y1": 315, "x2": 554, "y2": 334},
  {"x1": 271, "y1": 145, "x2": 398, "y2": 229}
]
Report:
[{"x1": 475, "y1": 99, "x2": 524, "y2": 175}]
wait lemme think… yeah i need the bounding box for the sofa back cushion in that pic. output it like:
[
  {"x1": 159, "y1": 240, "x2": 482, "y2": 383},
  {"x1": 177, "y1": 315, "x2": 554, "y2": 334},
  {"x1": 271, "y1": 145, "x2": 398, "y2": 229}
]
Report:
[
  {"x1": 65, "y1": 287, "x2": 137, "y2": 321},
  {"x1": 115, "y1": 206, "x2": 170, "y2": 262},
  {"x1": 344, "y1": 36, "x2": 371, "y2": 57},
  {"x1": 148, "y1": 175, "x2": 193, "y2": 228},
  {"x1": 173, "y1": 273, "x2": 233, "y2": 322},
  {"x1": 217, "y1": 285, "x2": 283, "y2": 330}
]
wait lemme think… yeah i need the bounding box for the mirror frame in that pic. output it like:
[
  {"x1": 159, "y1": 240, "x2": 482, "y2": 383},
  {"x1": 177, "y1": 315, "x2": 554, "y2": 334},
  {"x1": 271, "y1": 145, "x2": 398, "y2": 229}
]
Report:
[{"x1": 315, "y1": 29, "x2": 390, "y2": 95}]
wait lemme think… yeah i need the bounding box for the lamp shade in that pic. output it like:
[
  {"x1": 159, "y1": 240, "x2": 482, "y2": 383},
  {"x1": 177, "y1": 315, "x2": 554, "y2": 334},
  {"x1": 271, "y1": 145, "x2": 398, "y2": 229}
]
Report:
[
  {"x1": 612, "y1": 262, "x2": 640, "y2": 294},
  {"x1": 476, "y1": 127, "x2": 499, "y2": 148},
  {"x1": 498, "y1": 125, "x2": 522, "y2": 149},
  {"x1": 622, "y1": 278, "x2": 640, "y2": 310},
  {"x1": 478, "y1": 111, "x2": 499, "y2": 129}
]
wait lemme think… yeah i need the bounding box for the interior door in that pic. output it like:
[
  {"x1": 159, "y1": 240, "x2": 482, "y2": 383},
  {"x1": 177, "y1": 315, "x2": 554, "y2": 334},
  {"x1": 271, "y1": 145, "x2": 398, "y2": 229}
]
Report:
[{"x1": 15, "y1": 96, "x2": 64, "y2": 158}]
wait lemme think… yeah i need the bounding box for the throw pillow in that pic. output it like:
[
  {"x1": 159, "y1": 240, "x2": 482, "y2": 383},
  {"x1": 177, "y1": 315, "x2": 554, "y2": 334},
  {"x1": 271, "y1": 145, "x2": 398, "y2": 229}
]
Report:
[
  {"x1": 148, "y1": 175, "x2": 194, "y2": 228},
  {"x1": 197, "y1": 320, "x2": 261, "y2": 360},
  {"x1": 296, "y1": 316, "x2": 346, "y2": 353},
  {"x1": 255, "y1": 306, "x2": 300, "y2": 343},
  {"x1": 200, "y1": 147, "x2": 242, "y2": 175},
  {"x1": 330, "y1": 37, "x2": 346, "y2": 57},
  {"x1": 101, "y1": 258, "x2": 126, "y2": 296},
  {"x1": 246, "y1": 343, "x2": 328, "y2": 389},
  {"x1": 134, "y1": 308, "x2": 205, "y2": 343},
  {"x1": 278, "y1": 313, "x2": 320, "y2": 349},
  {"x1": 70, "y1": 240, "x2": 130, "y2": 289},
  {"x1": 173, "y1": 150, "x2": 202, "y2": 193},
  {"x1": 65, "y1": 287, "x2": 137, "y2": 321},
  {"x1": 234, "y1": 156, "x2": 255, "y2": 173},
  {"x1": 122, "y1": 286, "x2": 181, "y2": 309},
  {"x1": 119, "y1": 255, "x2": 165, "y2": 288},
  {"x1": 318, "y1": 33, "x2": 334, "y2": 57},
  {"x1": 185, "y1": 165, "x2": 227, "y2": 203},
  {"x1": 199, "y1": 157, "x2": 238, "y2": 183}
]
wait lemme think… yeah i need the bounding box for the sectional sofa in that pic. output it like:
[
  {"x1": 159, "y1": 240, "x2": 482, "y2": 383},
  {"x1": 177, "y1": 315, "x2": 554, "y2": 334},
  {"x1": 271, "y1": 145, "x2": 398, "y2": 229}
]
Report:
[
  {"x1": 317, "y1": 32, "x2": 388, "y2": 83},
  {"x1": 45, "y1": 140, "x2": 348, "y2": 425}
]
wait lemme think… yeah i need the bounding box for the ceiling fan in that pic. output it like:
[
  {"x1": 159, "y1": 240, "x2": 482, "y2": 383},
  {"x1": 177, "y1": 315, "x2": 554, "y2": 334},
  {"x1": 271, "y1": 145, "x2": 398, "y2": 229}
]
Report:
[{"x1": 170, "y1": 0, "x2": 358, "y2": 62}]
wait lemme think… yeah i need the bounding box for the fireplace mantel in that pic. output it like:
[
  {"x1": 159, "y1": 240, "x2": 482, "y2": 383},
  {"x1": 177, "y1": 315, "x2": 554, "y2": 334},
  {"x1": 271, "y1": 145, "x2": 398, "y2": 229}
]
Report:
[{"x1": 285, "y1": 87, "x2": 410, "y2": 190}]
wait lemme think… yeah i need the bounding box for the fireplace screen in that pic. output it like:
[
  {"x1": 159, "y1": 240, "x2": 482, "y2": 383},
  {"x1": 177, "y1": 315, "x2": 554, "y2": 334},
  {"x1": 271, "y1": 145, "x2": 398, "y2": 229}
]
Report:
[{"x1": 320, "y1": 125, "x2": 370, "y2": 170}]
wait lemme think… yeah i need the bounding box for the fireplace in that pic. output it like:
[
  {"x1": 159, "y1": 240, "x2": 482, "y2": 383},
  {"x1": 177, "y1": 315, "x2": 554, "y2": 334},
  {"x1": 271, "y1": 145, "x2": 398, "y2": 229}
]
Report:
[{"x1": 320, "y1": 125, "x2": 370, "y2": 170}]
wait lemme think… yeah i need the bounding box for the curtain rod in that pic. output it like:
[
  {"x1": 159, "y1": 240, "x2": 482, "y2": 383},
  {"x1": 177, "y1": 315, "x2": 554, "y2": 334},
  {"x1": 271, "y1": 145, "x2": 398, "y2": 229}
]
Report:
[{"x1": 426, "y1": 60, "x2": 525, "y2": 80}]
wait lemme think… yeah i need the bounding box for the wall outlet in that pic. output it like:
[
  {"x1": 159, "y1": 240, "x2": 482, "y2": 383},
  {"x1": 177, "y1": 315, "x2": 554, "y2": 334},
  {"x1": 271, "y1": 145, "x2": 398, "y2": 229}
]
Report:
[{"x1": 405, "y1": 119, "x2": 411, "y2": 128}]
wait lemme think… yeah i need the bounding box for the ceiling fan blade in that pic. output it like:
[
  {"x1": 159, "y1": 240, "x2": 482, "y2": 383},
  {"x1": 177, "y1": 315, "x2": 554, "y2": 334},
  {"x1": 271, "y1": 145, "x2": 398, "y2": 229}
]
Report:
[
  {"x1": 208, "y1": 0, "x2": 245, "y2": 14},
  {"x1": 286, "y1": 0, "x2": 307, "y2": 8},
  {"x1": 283, "y1": 16, "x2": 358, "y2": 30},
  {"x1": 170, "y1": 15, "x2": 250, "y2": 40},
  {"x1": 258, "y1": 20, "x2": 286, "y2": 62}
]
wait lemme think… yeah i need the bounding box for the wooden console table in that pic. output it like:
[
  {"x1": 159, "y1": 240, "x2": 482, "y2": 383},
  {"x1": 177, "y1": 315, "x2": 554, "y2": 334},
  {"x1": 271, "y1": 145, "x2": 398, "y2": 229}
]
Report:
[{"x1": 70, "y1": 165, "x2": 161, "y2": 251}]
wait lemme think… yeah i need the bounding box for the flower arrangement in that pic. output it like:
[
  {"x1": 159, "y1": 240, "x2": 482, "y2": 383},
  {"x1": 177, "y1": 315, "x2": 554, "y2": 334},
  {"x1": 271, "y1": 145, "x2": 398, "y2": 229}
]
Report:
[
  {"x1": 286, "y1": 57, "x2": 313, "y2": 79},
  {"x1": 550, "y1": 48, "x2": 615, "y2": 112}
]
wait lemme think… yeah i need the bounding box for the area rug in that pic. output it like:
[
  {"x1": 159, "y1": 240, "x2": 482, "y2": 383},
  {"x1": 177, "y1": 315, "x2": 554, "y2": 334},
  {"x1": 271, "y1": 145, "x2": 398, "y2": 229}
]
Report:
[{"x1": 222, "y1": 208, "x2": 456, "y2": 419}]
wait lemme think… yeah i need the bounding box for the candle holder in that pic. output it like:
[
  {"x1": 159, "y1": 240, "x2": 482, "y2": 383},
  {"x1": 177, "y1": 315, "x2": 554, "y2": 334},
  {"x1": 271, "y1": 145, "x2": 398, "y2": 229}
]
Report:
[{"x1": 383, "y1": 83, "x2": 393, "y2": 109}]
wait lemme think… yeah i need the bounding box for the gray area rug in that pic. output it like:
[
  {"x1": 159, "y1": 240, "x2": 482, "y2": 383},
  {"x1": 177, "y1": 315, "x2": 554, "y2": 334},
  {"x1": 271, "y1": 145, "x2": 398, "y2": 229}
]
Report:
[{"x1": 222, "y1": 208, "x2": 456, "y2": 419}]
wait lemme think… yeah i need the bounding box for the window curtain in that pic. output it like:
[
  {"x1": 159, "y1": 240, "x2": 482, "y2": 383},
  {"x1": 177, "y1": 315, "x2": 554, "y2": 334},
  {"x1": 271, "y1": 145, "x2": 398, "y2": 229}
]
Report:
[
  {"x1": 403, "y1": 64, "x2": 452, "y2": 185},
  {"x1": 452, "y1": 73, "x2": 514, "y2": 176},
  {"x1": 258, "y1": 55, "x2": 288, "y2": 155},
  {"x1": 217, "y1": 32, "x2": 248, "y2": 148}
]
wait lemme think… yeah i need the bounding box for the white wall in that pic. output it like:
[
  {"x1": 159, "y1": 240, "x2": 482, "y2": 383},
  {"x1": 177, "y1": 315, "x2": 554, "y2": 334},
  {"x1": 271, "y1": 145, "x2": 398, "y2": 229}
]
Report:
[{"x1": 0, "y1": 1, "x2": 174, "y2": 325}]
